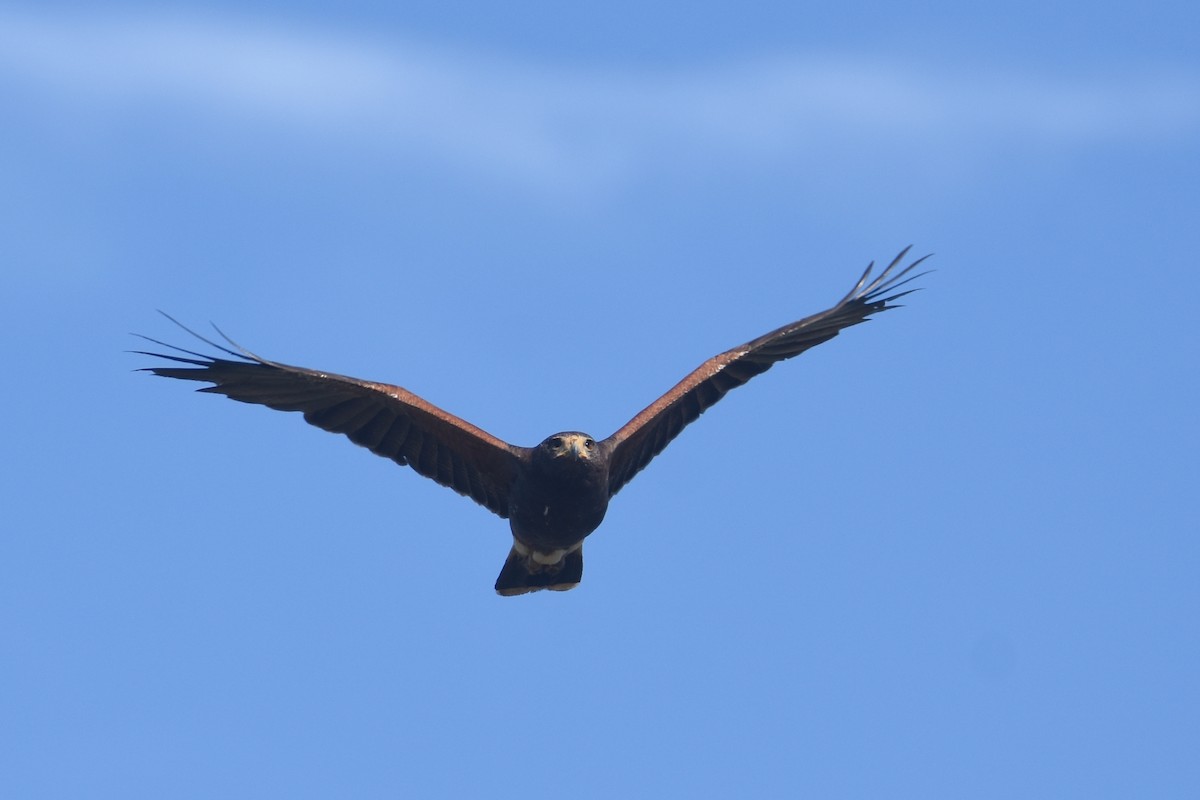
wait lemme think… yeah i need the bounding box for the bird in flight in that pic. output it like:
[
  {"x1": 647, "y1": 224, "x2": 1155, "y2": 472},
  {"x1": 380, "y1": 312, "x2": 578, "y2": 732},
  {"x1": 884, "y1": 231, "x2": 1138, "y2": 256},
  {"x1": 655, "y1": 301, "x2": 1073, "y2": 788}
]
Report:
[{"x1": 137, "y1": 247, "x2": 927, "y2": 595}]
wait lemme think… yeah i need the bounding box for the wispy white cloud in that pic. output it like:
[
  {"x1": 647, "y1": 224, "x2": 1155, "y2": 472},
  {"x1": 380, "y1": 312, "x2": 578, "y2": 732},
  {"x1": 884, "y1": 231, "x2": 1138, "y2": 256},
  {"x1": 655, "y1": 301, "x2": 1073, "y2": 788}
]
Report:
[{"x1": 1, "y1": 9, "x2": 1197, "y2": 190}]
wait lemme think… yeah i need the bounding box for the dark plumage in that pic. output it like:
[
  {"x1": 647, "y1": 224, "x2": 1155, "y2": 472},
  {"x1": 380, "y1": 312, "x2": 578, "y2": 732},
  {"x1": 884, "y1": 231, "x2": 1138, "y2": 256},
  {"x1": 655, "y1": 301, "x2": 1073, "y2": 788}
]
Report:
[{"x1": 137, "y1": 247, "x2": 927, "y2": 595}]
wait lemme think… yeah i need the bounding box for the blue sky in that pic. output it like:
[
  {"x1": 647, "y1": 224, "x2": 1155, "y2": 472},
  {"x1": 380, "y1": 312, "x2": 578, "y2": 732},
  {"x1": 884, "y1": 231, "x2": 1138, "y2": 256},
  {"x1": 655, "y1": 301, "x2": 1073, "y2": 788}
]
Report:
[{"x1": 2, "y1": 2, "x2": 1198, "y2": 797}]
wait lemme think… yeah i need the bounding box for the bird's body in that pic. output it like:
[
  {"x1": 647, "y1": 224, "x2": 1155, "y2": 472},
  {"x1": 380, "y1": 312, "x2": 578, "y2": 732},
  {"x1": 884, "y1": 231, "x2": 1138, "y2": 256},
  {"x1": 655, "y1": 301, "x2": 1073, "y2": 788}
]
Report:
[
  {"x1": 509, "y1": 433, "x2": 609, "y2": 553},
  {"x1": 137, "y1": 248, "x2": 927, "y2": 595},
  {"x1": 498, "y1": 432, "x2": 609, "y2": 594}
]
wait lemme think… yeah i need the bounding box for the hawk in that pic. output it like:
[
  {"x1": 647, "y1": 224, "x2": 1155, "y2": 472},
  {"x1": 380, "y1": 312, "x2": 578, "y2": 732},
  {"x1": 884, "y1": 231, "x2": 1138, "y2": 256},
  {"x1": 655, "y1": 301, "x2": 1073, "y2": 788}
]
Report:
[{"x1": 138, "y1": 248, "x2": 927, "y2": 595}]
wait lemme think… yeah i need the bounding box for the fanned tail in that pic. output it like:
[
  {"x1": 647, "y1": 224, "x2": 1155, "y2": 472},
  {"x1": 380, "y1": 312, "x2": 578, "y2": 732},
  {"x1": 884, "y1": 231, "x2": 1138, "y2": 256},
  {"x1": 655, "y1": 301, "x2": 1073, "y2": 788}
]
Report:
[{"x1": 494, "y1": 542, "x2": 584, "y2": 596}]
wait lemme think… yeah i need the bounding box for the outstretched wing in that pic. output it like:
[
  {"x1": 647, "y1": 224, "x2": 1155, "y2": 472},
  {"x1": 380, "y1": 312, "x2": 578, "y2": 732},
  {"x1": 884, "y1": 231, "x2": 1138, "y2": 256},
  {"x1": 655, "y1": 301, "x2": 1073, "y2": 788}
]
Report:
[
  {"x1": 136, "y1": 316, "x2": 526, "y2": 518},
  {"x1": 602, "y1": 247, "x2": 928, "y2": 497}
]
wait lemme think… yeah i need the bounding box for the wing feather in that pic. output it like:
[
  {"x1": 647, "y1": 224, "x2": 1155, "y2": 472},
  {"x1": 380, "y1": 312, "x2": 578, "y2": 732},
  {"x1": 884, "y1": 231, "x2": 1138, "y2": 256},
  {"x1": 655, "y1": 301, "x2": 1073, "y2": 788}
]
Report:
[
  {"x1": 135, "y1": 315, "x2": 526, "y2": 518},
  {"x1": 602, "y1": 247, "x2": 929, "y2": 496}
]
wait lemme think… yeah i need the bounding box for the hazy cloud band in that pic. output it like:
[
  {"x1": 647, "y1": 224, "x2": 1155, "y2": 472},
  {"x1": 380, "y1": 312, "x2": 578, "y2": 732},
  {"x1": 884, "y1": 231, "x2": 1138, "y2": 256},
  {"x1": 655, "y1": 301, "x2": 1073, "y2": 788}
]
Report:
[{"x1": 2, "y1": 9, "x2": 1196, "y2": 189}]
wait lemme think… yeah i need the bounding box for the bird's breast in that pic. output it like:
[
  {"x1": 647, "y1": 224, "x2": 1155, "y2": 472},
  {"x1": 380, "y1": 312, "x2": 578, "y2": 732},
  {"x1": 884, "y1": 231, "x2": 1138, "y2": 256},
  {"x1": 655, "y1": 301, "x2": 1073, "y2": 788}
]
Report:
[{"x1": 509, "y1": 469, "x2": 609, "y2": 550}]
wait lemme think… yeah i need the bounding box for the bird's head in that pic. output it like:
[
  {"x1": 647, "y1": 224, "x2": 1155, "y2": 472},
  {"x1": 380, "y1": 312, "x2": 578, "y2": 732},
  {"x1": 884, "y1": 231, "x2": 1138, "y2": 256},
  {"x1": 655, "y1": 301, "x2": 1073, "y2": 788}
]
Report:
[{"x1": 537, "y1": 432, "x2": 598, "y2": 462}]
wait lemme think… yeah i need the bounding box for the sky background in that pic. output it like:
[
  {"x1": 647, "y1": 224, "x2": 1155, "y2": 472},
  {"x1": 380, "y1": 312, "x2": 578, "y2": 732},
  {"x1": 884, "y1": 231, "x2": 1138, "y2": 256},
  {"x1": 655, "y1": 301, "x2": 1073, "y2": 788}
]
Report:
[{"x1": 2, "y1": 2, "x2": 1198, "y2": 797}]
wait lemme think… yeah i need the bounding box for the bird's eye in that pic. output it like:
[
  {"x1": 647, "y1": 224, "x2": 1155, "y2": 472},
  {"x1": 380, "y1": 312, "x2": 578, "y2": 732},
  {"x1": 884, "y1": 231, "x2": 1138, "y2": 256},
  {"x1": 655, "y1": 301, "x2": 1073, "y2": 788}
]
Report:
[
  {"x1": 584, "y1": 438, "x2": 594, "y2": 449},
  {"x1": 549, "y1": 437, "x2": 563, "y2": 449}
]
